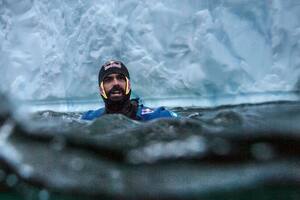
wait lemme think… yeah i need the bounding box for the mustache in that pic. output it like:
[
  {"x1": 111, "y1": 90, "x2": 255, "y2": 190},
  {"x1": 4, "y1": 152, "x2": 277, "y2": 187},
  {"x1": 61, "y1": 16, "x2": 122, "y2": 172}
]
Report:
[{"x1": 108, "y1": 85, "x2": 125, "y2": 96}]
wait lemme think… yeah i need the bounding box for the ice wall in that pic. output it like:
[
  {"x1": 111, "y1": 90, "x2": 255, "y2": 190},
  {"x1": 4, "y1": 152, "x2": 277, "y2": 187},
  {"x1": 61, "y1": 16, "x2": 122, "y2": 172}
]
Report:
[{"x1": 1, "y1": 0, "x2": 300, "y2": 105}]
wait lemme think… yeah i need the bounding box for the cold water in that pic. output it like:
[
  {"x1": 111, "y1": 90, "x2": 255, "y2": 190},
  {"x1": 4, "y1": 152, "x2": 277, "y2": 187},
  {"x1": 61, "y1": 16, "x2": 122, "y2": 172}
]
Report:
[{"x1": 0, "y1": 94, "x2": 299, "y2": 199}]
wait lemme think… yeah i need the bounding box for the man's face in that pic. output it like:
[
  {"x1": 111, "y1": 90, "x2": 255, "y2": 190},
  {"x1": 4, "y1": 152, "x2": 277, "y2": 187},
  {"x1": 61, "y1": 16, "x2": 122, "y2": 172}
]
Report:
[{"x1": 101, "y1": 73, "x2": 127, "y2": 101}]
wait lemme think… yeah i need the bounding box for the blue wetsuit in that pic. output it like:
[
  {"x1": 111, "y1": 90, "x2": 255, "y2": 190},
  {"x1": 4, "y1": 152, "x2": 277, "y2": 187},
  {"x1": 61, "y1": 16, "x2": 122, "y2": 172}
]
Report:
[{"x1": 81, "y1": 103, "x2": 178, "y2": 121}]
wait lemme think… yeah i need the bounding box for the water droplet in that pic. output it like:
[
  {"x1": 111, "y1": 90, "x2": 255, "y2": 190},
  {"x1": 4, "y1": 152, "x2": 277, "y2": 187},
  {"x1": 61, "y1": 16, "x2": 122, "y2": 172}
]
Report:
[
  {"x1": 6, "y1": 174, "x2": 18, "y2": 187},
  {"x1": 210, "y1": 138, "x2": 231, "y2": 155},
  {"x1": 38, "y1": 189, "x2": 49, "y2": 200},
  {"x1": 251, "y1": 143, "x2": 275, "y2": 161},
  {"x1": 50, "y1": 136, "x2": 66, "y2": 151},
  {"x1": 70, "y1": 157, "x2": 84, "y2": 171},
  {"x1": 20, "y1": 164, "x2": 33, "y2": 178},
  {"x1": 110, "y1": 170, "x2": 121, "y2": 180},
  {"x1": 0, "y1": 169, "x2": 6, "y2": 182}
]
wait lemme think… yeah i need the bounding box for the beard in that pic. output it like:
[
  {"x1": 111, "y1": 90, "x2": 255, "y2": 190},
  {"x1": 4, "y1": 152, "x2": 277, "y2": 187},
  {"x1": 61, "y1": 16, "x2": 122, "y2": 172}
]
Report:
[
  {"x1": 107, "y1": 85, "x2": 126, "y2": 102},
  {"x1": 101, "y1": 85, "x2": 134, "y2": 115}
]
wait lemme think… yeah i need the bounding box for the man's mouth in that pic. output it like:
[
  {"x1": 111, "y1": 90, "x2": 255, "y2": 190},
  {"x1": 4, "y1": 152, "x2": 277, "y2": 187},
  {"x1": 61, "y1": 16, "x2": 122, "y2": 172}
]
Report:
[
  {"x1": 111, "y1": 90, "x2": 122, "y2": 96},
  {"x1": 109, "y1": 89, "x2": 124, "y2": 97}
]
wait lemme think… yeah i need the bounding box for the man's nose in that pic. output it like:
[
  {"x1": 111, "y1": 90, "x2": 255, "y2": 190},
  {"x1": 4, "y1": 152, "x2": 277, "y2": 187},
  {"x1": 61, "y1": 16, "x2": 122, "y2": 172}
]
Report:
[{"x1": 112, "y1": 77, "x2": 120, "y2": 85}]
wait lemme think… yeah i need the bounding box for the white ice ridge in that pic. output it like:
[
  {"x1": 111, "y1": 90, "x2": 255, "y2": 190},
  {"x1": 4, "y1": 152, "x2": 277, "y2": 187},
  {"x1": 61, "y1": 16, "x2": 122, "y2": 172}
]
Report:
[{"x1": 0, "y1": 0, "x2": 300, "y2": 105}]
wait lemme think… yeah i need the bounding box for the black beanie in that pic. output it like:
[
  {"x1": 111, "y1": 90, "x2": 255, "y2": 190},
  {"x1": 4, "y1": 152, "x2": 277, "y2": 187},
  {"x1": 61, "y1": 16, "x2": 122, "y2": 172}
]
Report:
[{"x1": 98, "y1": 60, "x2": 130, "y2": 85}]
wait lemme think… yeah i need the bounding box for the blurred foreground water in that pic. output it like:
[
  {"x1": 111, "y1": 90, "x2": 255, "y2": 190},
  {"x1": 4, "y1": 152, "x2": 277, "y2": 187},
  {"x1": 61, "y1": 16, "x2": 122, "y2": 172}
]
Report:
[{"x1": 0, "y1": 93, "x2": 300, "y2": 200}]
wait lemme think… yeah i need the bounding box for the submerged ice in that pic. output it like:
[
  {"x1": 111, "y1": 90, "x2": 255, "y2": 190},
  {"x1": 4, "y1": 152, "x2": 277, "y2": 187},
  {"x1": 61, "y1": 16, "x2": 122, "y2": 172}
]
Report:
[{"x1": 1, "y1": 0, "x2": 300, "y2": 107}]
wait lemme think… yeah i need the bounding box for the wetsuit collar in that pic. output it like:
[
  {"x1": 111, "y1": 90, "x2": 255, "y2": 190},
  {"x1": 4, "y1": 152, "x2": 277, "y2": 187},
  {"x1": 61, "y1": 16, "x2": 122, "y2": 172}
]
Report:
[{"x1": 105, "y1": 99, "x2": 139, "y2": 120}]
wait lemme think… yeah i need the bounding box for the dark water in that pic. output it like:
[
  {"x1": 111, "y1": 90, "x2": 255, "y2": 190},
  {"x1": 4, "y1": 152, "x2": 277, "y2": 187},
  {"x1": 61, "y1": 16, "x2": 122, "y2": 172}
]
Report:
[{"x1": 0, "y1": 94, "x2": 300, "y2": 199}]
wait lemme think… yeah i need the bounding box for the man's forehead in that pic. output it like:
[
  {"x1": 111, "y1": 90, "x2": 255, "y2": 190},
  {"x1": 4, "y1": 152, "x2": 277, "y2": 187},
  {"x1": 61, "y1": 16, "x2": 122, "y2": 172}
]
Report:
[{"x1": 105, "y1": 73, "x2": 124, "y2": 78}]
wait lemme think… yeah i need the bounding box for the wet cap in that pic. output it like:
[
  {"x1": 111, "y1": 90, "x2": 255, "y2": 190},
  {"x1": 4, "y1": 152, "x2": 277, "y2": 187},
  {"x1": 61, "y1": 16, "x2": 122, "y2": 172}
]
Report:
[{"x1": 98, "y1": 60, "x2": 130, "y2": 85}]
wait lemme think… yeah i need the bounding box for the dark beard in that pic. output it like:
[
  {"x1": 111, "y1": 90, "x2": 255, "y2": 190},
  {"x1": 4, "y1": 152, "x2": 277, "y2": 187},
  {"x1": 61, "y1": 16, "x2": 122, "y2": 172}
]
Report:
[
  {"x1": 107, "y1": 85, "x2": 126, "y2": 102},
  {"x1": 102, "y1": 88, "x2": 138, "y2": 119}
]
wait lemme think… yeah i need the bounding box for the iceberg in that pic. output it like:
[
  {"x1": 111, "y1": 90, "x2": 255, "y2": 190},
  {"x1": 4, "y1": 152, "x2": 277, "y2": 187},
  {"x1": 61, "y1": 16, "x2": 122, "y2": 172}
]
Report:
[{"x1": 1, "y1": 0, "x2": 300, "y2": 110}]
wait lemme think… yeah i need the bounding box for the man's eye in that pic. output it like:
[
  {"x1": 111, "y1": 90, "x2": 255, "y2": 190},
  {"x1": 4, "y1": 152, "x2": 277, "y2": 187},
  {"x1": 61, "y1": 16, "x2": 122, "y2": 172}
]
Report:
[
  {"x1": 103, "y1": 77, "x2": 112, "y2": 82},
  {"x1": 117, "y1": 75, "x2": 126, "y2": 81}
]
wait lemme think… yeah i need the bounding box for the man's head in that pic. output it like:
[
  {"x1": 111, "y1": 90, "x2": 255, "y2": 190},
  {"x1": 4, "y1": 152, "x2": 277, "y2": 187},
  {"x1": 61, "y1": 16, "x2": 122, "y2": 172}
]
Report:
[{"x1": 98, "y1": 60, "x2": 131, "y2": 104}]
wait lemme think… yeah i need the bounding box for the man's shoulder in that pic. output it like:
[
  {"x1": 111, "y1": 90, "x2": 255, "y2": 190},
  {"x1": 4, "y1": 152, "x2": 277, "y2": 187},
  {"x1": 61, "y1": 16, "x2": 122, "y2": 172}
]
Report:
[
  {"x1": 81, "y1": 108, "x2": 105, "y2": 120},
  {"x1": 81, "y1": 102, "x2": 178, "y2": 121},
  {"x1": 137, "y1": 105, "x2": 178, "y2": 121}
]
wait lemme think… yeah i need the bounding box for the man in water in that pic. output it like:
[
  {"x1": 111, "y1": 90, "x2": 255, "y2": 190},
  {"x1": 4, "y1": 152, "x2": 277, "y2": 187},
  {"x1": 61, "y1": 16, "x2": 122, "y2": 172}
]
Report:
[{"x1": 81, "y1": 60, "x2": 177, "y2": 121}]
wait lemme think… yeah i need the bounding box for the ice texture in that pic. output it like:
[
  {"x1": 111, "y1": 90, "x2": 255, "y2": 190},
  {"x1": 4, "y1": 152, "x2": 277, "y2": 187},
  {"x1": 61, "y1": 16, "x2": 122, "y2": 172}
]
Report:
[{"x1": 1, "y1": 0, "x2": 300, "y2": 106}]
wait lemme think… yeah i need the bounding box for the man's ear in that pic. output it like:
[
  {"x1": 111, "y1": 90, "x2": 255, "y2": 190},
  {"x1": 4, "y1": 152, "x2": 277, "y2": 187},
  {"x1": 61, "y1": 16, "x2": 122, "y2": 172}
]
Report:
[{"x1": 99, "y1": 82, "x2": 108, "y2": 99}]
